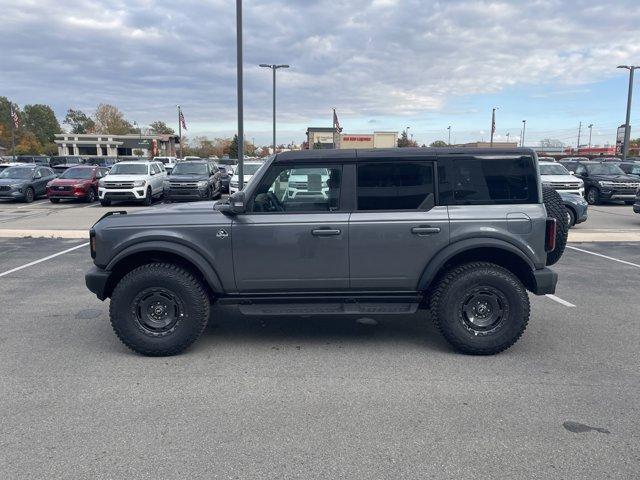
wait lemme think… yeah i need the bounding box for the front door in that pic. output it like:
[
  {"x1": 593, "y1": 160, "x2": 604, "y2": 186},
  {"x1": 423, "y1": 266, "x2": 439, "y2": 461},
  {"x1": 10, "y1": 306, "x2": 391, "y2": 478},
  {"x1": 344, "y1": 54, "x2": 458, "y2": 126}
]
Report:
[
  {"x1": 349, "y1": 160, "x2": 450, "y2": 290},
  {"x1": 232, "y1": 163, "x2": 349, "y2": 292}
]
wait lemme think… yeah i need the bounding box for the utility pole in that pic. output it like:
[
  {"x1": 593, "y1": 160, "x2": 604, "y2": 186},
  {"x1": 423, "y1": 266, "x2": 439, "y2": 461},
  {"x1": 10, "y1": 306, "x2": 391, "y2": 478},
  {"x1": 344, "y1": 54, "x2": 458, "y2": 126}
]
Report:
[
  {"x1": 490, "y1": 107, "x2": 498, "y2": 147},
  {"x1": 447, "y1": 125, "x2": 451, "y2": 145},
  {"x1": 577, "y1": 121, "x2": 582, "y2": 152},
  {"x1": 506, "y1": 132, "x2": 510, "y2": 143},
  {"x1": 9, "y1": 104, "x2": 16, "y2": 160},
  {"x1": 588, "y1": 124, "x2": 593, "y2": 148},
  {"x1": 618, "y1": 65, "x2": 638, "y2": 160},
  {"x1": 236, "y1": 0, "x2": 244, "y2": 187},
  {"x1": 177, "y1": 105, "x2": 182, "y2": 159},
  {"x1": 259, "y1": 64, "x2": 290, "y2": 155},
  {"x1": 521, "y1": 120, "x2": 526, "y2": 147}
]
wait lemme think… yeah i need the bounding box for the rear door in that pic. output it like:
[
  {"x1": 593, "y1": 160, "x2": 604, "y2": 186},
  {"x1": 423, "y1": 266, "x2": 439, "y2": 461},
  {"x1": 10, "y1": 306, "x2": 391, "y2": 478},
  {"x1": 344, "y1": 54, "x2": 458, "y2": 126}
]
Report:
[
  {"x1": 232, "y1": 161, "x2": 349, "y2": 292},
  {"x1": 349, "y1": 160, "x2": 450, "y2": 290}
]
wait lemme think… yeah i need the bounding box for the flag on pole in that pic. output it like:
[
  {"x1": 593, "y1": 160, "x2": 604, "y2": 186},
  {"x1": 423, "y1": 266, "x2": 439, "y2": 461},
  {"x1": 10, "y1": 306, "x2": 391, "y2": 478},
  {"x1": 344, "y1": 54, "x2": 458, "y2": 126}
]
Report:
[
  {"x1": 179, "y1": 109, "x2": 187, "y2": 130},
  {"x1": 333, "y1": 108, "x2": 342, "y2": 133},
  {"x1": 10, "y1": 105, "x2": 20, "y2": 129},
  {"x1": 491, "y1": 110, "x2": 496, "y2": 136}
]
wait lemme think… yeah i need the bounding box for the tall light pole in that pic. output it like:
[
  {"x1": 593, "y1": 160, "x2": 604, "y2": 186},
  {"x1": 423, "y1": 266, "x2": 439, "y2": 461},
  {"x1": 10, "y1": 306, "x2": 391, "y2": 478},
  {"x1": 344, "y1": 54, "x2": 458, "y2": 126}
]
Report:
[
  {"x1": 521, "y1": 119, "x2": 526, "y2": 147},
  {"x1": 588, "y1": 124, "x2": 594, "y2": 148},
  {"x1": 490, "y1": 107, "x2": 498, "y2": 147},
  {"x1": 447, "y1": 125, "x2": 451, "y2": 145},
  {"x1": 577, "y1": 121, "x2": 582, "y2": 152},
  {"x1": 617, "y1": 65, "x2": 639, "y2": 161},
  {"x1": 236, "y1": 0, "x2": 244, "y2": 187},
  {"x1": 260, "y1": 64, "x2": 290, "y2": 155}
]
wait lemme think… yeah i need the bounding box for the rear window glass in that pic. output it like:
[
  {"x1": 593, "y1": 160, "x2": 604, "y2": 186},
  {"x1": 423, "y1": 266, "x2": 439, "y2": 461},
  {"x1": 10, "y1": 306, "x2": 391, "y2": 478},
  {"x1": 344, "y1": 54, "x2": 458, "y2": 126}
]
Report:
[{"x1": 451, "y1": 156, "x2": 538, "y2": 204}]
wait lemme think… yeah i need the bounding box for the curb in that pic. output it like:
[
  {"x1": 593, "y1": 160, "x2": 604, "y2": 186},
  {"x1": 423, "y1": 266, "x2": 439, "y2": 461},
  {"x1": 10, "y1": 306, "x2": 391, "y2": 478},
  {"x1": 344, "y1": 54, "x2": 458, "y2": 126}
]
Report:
[{"x1": 0, "y1": 229, "x2": 88, "y2": 239}]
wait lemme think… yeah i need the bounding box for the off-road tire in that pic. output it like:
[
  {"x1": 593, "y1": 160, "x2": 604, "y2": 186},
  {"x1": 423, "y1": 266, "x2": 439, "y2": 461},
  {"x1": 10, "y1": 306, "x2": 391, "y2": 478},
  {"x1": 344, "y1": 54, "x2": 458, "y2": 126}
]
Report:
[
  {"x1": 49, "y1": 198, "x2": 60, "y2": 204},
  {"x1": 24, "y1": 187, "x2": 35, "y2": 203},
  {"x1": 586, "y1": 187, "x2": 600, "y2": 205},
  {"x1": 100, "y1": 199, "x2": 111, "y2": 207},
  {"x1": 543, "y1": 186, "x2": 568, "y2": 266},
  {"x1": 142, "y1": 187, "x2": 153, "y2": 206},
  {"x1": 430, "y1": 262, "x2": 530, "y2": 355},
  {"x1": 110, "y1": 263, "x2": 210, "y2": 356}
]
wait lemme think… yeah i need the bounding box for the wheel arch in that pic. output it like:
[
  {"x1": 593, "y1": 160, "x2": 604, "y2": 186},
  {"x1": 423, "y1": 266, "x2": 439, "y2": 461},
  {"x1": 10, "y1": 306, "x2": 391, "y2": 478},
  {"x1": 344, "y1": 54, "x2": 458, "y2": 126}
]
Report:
[
  {"x1": 104, "y1": 241, "x2": 224, "y2": 299},
  {"x1": 418, "y1": 239, "x2": 537, "y2": 293}
]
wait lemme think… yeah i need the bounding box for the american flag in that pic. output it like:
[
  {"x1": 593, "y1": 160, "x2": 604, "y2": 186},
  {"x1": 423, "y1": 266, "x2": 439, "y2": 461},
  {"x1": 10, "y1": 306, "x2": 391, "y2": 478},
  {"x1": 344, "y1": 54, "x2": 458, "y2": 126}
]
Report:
[
  {"x1": 10, "y1": 105, "x2": 20, "y2": 129},
  {"x1": 333, "y1": 108, "x2": 342, "y2": 133},
  {"x1": 179, "y1": 109, "x2": 187, "y2": 130}
]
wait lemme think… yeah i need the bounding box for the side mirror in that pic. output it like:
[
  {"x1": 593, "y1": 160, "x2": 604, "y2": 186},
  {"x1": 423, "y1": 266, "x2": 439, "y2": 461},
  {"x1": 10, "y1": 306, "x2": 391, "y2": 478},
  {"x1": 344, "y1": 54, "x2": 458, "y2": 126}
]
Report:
[
  {"x1": 215, "y1": 191, "x2": 246, "y2": 215},
  {"x1": 569, "y1": 171, "x2": 574, "y2": 175}
]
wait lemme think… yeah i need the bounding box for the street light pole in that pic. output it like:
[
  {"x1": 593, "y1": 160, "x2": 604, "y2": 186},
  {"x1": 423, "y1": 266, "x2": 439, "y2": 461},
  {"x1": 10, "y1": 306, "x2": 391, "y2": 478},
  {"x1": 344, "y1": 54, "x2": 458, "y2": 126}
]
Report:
[
  {"x1": 588, "y1": 124, "x2": 593, "y2": 148},
  {"x1": 618, "y1": 65, "x2": 638, "y2": 161},
  {"x1": 236, "y1": 0, "x2": 244, "y2": 187},
  {"x1": 521, "y1": 120, "x2": 526, "y2": 147},
  {"x1": 577, "y1": 121, "x2": 582, "y2": 152},
  {"x1": 447, "y1": 125, "x2": 451, "y2": 145},
  {"x1": 260, "y1": 64, "x2": 290, "y2": 156},
  {"x1": 490, "y1": 107, "x2": 498, "y2": 147}
]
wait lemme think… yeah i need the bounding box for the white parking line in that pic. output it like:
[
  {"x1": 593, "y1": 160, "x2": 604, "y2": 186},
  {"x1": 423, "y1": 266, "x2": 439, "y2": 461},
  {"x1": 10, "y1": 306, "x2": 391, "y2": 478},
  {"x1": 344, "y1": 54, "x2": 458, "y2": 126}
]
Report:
[
  {"x1": 16, "y1": 200, "x2": 48, "y2": 209},
  {"x1": 545, "y1": 294, "x2": 576, "y2": 308},
  {"x1": 0, "y1": 242, "x2": 89, "y2": 278},
  {"x1": 83, "y1": 203, "x2": 100, "y2": 208},
  {"x1": 567, "y1": 245, "x2": 640, "y2": 269}
]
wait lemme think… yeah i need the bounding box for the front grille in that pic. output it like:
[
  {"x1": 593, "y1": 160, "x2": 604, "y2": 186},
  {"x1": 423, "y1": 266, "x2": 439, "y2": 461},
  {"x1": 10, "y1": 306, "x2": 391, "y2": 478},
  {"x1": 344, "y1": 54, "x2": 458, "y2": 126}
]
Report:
[
  {"x1": 170, "y1": 182, "x2": 199, "y2": 189},
  {"x1": 612, "y1": 183, "x2": 640, "y2": 188},
  {"x1": 0, "y1": 186, "x2": 11, "y2": 191},
  {"x1": 104, "y1": 182, "x2": 134, "y2": 189},
  {"x1": 53, "y1": 186, "x2": 72, "y2": 192},
  {"x1": 289, "y1": 182, "x2": 307, "y2": 189},
  {"x1": 551, "y1": 183, "x2": 581, "y2": 189}
]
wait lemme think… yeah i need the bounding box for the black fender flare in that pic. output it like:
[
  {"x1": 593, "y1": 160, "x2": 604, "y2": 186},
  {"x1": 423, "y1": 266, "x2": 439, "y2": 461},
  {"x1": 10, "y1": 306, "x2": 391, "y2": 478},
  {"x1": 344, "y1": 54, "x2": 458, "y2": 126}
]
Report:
[
  {"x1": 105, "y1": 240, "x2": 224, "y2": 294},
  {"x1": 417, "y1": 238, "x2": 536, "y2": 291}
]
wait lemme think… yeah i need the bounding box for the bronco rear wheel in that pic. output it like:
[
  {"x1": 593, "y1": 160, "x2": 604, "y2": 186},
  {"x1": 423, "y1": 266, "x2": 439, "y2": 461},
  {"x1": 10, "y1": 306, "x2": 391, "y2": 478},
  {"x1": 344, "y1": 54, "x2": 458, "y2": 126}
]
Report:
[
  {"x1": 543, "y1": 186, "x2": 568, "y2": 266},
  {"x1": 430, "y1": 262, "x2": 530, "y2": 355},
  {"x1": 109, "y1": 263, "x2": 210, "y2": 356}
]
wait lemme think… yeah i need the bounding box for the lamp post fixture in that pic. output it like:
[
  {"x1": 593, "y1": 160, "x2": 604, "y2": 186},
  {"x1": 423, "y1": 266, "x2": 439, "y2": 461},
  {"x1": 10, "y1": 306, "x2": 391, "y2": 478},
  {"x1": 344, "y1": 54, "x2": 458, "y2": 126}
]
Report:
[
  {"x1": 447, "y1": 125, "x2": 451, "y2": 146},
  {"x1": 236, "y1": 0, "x2": 244, "y2": 187},
  {"x1": 260, "y1": 64, "x2": 290, "y2": 155},
  {"x1": 521, "y1": 120, "x2": 526, "y2": 147},
  {"x1": 617, "y1": 65, "x2": 639, "y2": 161}
]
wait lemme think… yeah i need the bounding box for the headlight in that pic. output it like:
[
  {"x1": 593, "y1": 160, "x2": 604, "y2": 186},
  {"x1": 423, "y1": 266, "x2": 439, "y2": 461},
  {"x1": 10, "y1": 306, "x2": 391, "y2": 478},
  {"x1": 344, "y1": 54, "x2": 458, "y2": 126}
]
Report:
[
  {"x1": 46, "y1": 182, "x2": 53, "y2": 188},
  {"x1": 163, "y1": 180, "x2": 171, "y2": 187},
  {"x1": 133, "y1": 180, "x2": 147, "y2": 187},
  {"x1": 230, "y1": 180, "x2": 239, "y2": 187},
  {"x1": 542, "y1": 182, "x2": 553, "y2": 187},
  {"x1": 74, "y1": 184, "x2": 85, "y2": 189},
  {"x1": 10, "y1": 183, "x2": 23, "y2": 189},
  {"x1": 598, "y1": 181, "x2": 615, "y2": 187},
  {"x1": 197, "y1": 180, "x2": 208, "y2": 188},
  {"x1": 98, "y1": 180, "x2": 105, "y2": 187}
]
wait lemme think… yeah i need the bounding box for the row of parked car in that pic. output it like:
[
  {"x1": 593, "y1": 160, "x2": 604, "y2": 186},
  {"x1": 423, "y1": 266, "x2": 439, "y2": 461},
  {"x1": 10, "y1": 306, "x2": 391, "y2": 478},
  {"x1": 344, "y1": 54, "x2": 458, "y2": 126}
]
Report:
[{"x1": 0, "y1": 156, "x2": 246, "y2": 205}]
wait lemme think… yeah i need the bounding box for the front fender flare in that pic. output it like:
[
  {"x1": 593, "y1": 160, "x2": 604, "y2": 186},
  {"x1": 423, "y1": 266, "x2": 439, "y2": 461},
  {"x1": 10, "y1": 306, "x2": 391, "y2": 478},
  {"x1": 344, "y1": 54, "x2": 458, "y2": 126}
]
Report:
[
  {"x1": 106, "y1": 240, "x2": 224, "y2": 294},
  {"x1": 417, "y1": 238, "x2": 536, "y2": 291}
]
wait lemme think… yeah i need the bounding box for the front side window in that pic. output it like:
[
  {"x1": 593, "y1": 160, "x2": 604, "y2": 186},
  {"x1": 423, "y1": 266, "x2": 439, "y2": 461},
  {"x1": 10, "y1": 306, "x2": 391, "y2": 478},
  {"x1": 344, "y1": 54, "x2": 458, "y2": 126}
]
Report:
[
  {"x1": 357, "y1": 162, "x2": 435, "y2": 211},
  {"x1": 451, "y1": 156, "x2": 538, "y2": 204},
  {"x1": 586, "y1": 163, "x2": 625, "y2": 175},
  {"x1": 251, "y1": 164, "x2": 342, "y2": 213}
]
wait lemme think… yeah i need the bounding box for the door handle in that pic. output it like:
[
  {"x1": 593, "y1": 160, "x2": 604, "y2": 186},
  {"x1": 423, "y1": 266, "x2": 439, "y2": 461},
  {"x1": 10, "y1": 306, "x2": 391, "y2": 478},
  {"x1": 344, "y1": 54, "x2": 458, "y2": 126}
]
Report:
[
  {"x1": 311, "y1": 228, "x2": 341, "y2": 237},
  {"x1": 411, "y1": 226, "x2": 441, "y2": 235}
]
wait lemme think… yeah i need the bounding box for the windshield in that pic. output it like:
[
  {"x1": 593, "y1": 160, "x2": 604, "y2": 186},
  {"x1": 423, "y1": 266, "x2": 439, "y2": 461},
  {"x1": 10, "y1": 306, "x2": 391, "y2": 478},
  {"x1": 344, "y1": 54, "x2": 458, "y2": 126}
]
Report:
[
  {"x1": 172, "y1": 163, "x2": 208, "y2": 175},
  {"x1": 59, "y1": 168, "x2": 94, "y2": 180},
  {"x1": 154, "y1": 157, "x2": 172, "y2": 164},
  {"x1": 0, "y1": 167, "x2": 34, "y2": 179},
  {"x1": 540, "y1": 164, "x2": 570, "y2": 175},
  {"x1": 629, "y1": 165, "x2": 640, "y2": 175},
  {"x1": 586, "y1": 164, "x2": 625, "y2": 175},
  {"x1": 108, "y1": 163, "x2": 148, "y2": 175},
  {"x1": 242, "y1": 164, "x2": 263, "y2": 176}
]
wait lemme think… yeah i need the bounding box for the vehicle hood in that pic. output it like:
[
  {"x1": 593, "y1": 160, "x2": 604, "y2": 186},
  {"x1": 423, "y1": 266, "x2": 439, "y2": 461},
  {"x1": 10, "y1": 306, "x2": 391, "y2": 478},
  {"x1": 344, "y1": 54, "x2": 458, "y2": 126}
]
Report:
[
  {"x1": 589, "y1": 174, "x2": 640, "y2": 183},
  {"x1": 101, "y1": 174, "x2": 149, "y2": 182},
  {"x1": 540, "y1": 174, "x2": 582, "y2": 184},
  {"x1": 559, "y1": 191, "x2": 588, "y2": 205},
  {"x1": 0, "y1": 178, "x2": 28, "y2": 186},
  {"x1": 168, "y1": 174, "x2": 208, "y2": 182},
  {"x1": 49, "y1": 178, "x2": 92, "y2": 186}
]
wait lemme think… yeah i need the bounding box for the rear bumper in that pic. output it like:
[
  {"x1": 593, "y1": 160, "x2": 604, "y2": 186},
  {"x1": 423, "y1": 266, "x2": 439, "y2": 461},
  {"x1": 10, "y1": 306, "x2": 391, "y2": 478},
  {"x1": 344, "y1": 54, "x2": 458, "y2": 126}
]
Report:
[
  {"x1": 85, "y1": 266, "x2": 110, "y2": 300},
  {"x1": 531, "y1": 267, "x2": 557, "y2": 295}
]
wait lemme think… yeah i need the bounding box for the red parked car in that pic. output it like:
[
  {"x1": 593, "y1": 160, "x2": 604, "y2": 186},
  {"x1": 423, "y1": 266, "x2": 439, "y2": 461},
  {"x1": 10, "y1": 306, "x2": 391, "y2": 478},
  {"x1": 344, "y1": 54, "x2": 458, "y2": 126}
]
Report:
[{"x1": 46, "y1": 166, "x2": 110, "y2": 203}]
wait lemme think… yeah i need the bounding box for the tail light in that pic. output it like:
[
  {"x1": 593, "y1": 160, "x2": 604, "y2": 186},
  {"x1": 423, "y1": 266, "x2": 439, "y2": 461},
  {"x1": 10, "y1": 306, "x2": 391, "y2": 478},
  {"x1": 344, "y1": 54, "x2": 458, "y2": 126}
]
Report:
[
  {"x1": 89, "y1": 228, "x2": 97, "y2": 259},
  {"x1": 545, "y1": 218, "x2": 557, "y2": 252}
]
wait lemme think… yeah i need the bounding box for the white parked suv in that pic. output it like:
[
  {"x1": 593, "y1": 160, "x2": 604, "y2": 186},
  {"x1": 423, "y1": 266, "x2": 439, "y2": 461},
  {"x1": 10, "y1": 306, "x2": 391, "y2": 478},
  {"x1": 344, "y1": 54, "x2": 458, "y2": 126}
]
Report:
[
  {"x1": 153, "y1": 156, "x2": 178, "y2": 173},
  {"x1": 539, "y1": 161, "x2": 584, "y2": 196},
  {"x1": 98, "y1": 161, "x2": 166, "y2": 206},
  {"x1": 229, "y1": 161, "x2": 265, "y2": 193}
]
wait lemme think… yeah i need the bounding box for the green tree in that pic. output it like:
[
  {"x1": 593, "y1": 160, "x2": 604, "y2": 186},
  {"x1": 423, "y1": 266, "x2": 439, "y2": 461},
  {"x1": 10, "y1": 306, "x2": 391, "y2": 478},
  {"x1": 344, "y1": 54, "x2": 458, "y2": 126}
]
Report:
[
  {"x1": 397, "y1": 130, "x2": 418, "y2": 148},
  {"x1": 429, "y1": 140, "x2": 447, "y2": 147},
  {"x1": 93, "y1": 104, "x2": 133, "y2": 135},
  {"x1": 149, "y1": 121, "x2": 175, "y2": 135},
  {"x1": 64, "y1": 109, "x2": 95, "y2": 134},
  {"x1": 229, "y1": 134, "x2": 239, "y2": 159},
  {"x1": 0, "y1": 97, "x2": 21, "y2": 154},
  {"x1": 14, "y1": 131, "x2": 43, "y2": 155},
  {"x1": 23, "y1": 104, "x2": 61, "y2": 146}
]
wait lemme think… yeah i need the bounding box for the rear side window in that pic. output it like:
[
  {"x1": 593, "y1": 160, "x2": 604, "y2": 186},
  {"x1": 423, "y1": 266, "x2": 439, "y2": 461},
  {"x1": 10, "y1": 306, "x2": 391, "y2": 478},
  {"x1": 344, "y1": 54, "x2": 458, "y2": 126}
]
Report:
[
  {"x1": 451, "y1": 156, "x2": 538, "y2": 204},
  {"x1": 357, "y1": 162, "x2": 434, "y2": 210}
]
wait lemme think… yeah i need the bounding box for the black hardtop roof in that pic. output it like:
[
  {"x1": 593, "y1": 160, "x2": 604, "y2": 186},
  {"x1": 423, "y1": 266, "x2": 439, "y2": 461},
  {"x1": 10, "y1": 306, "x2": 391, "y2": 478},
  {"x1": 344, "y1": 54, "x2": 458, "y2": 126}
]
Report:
[{"x1": 274, "y1": 147, "x2": 537, "y2": 163}]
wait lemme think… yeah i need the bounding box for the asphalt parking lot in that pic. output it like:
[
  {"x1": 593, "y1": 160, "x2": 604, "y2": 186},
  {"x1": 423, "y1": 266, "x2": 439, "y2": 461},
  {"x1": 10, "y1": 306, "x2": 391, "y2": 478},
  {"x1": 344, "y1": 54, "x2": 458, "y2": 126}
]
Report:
[{"x1": 1, "y1": 201, "x2": 639, "y2": 478}]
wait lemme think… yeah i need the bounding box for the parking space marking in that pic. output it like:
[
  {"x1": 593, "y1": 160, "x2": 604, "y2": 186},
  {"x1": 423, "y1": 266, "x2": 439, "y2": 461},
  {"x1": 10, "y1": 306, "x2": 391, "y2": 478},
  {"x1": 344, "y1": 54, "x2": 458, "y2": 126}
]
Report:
[
  {"x1": 16, "y1": 200, "x2": 48, "y2": 209},
  {"x1": 83, "y1": 203, "x2": 100, "y2": 208},
  {"x1": 0, "y1": 242, "x2": 89, "y2": 278},
  {"x1": 545, "y1": 294, "x2": 576, "y2": 308},
  {"x1": 567, "y1": 245, "x2": 640, "y2": 269}
]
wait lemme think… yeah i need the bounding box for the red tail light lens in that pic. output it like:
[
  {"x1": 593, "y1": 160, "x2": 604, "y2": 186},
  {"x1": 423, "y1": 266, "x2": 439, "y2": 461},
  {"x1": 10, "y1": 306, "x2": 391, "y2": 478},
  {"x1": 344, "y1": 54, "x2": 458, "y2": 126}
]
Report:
[{"x1": 545, "y1": 218, "x2": 557, "y2": 252}]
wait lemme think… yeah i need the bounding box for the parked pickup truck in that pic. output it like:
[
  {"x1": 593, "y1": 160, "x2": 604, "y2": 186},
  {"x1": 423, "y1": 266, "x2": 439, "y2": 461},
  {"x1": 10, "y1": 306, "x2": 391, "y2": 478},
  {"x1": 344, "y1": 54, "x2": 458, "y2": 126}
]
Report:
[{"x1": 86, "y1": 148, "x2": 566, "y2": 356}]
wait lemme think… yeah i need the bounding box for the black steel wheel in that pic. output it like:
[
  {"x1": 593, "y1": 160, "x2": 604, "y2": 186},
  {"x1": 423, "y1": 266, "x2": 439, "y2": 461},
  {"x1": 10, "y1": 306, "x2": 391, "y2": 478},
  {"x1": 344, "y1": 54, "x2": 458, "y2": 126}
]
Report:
[{"x1": 586, "y1": 187, "x2": 600, "y2": 205}]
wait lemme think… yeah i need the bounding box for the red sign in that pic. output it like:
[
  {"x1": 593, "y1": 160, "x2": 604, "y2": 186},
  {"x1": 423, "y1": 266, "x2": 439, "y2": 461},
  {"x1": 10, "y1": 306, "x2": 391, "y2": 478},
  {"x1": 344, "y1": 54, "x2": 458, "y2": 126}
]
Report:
[{"x1": 342, "y1": 136, "x2": 372, "y2": 142}]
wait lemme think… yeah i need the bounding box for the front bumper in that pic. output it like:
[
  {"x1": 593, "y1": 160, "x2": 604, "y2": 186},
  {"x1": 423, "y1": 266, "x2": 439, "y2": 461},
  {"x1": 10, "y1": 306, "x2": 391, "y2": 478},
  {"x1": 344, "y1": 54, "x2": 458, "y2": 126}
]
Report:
[
  {"x1": 0, "y1": 189, "x2": 25, "y2": 200},
  {"x1": 599, "y1": 188, "x2": 637, "y2": 200},
  {"x1": 532, "y1": 267, "x2": 557, "y2": 295},
  {"x1": 99, "y1": 188, "x2": 147, "y2": 201},
  {"x1": 165, "y1": 187, "x2": 209, "y2": 201},
  {"x1": 47, "y1": 188, "x2": 89, "y2": 199},
  {"x1": 85, "y1": 265, "x2": 111, "y2": 300}
]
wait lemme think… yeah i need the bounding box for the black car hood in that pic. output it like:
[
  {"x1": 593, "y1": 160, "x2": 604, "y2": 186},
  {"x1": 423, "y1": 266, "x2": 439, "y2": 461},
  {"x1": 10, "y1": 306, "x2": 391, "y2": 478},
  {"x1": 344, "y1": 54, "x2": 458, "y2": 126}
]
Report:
[
  {"x1": 168, "y1": 174, "x2": 208, "y2": 182},
  {"x1": 589, "y1": 174, "x2": 639, "y2": 182}
]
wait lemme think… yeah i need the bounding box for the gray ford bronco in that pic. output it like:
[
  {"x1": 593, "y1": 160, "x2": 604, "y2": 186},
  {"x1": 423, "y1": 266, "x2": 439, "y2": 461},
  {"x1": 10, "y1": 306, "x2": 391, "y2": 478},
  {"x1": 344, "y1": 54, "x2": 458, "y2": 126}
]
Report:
[{"x1": 86, "y1": 148, "x2": 566, "y2": 356}]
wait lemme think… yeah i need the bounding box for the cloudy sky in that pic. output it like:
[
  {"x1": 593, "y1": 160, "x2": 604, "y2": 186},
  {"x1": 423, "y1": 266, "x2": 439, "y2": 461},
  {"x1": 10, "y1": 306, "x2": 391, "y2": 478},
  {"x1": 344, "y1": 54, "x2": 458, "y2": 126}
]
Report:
[{"x1": 2, "y1": 0, "x2": 640, "y2": 146}]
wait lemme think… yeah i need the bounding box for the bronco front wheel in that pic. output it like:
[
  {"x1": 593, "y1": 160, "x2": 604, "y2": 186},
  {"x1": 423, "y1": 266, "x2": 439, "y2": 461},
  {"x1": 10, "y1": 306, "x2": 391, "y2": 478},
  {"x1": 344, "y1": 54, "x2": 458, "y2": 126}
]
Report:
[
  {"x1": 430, "y1": 262, "x2": 530, "y2": 355},
  {"x1": 110, "y1": 263, "x2": 210, "y2": 356}
]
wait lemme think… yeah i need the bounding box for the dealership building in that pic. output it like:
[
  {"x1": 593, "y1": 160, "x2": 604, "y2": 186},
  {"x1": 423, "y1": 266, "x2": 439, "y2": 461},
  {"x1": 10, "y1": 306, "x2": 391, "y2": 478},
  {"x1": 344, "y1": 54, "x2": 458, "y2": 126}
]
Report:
[
  {"x1": 54, "y1": 134, "x2": 179, "y2": 158},
  {"x1": 306, "y1": 128, "x2": 398, "y2": 150}
]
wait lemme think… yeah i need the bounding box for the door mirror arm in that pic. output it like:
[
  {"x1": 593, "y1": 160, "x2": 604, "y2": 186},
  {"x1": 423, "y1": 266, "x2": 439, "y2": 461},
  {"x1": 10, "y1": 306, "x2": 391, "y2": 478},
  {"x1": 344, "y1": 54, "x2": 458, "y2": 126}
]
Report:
[{"x1": 215, "y1": 191, "x2": 246, "y2": 215}]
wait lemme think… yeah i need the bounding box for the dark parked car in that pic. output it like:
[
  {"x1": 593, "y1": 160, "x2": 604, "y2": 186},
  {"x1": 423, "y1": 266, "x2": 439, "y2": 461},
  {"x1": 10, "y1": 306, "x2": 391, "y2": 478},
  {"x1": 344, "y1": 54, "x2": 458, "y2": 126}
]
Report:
[
  {"x1": 559, "y1": 191, "x2": 588, "y2": 227},
  {"x1": 559, "y1": 160, "x2": 640, "y2": 205},
  {"x1": 16, "y1": 155, "x2": 51, "y2": 166},
  {"x1": 0, "y1": 165, "x2": 56, "y2": 202},
  {"x1": 217, "y1": 165, "x2": 233, "y2": 193},
  {"x1": 86, "y1": 157, "x2": 118, "y2": 168},
  {"x1": 163, "y1": 161, "x2": 221, "y2": 202},
  {"x1": 46, "y1": 166, "x2": 109, "y2": 203},
  {"x1": 51, "y1": 156, "x2": 85, "y2": 168}
]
